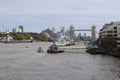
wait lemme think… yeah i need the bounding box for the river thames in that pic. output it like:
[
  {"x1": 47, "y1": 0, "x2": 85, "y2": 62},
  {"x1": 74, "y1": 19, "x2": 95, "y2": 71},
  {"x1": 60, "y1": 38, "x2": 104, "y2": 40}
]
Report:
[{"x1": 0, "y1": 42, "x2": 120, "y2": 80}]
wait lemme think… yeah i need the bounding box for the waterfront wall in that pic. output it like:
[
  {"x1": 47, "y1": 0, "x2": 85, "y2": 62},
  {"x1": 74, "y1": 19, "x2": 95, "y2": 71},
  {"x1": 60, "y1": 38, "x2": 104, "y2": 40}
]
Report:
[
  {"x1": 1, "y1": 40, "x2": 33, "y2": 43},
  {"x1": 59, "y1": 47, "x2": 87, "y2": 53}
]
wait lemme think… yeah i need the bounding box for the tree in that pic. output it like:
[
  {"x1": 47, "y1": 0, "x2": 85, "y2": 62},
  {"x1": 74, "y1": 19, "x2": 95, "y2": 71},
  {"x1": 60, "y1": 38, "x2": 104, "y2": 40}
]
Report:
[
  {"x1": 100, "y1": 36, "x2": 116, "y2": 48},
  {"x1": 10, "y1": 33, "x2": 30, "y2": 40},
  {"x1": 0, "y1": 33, "x2": 7, "y2": 37}
]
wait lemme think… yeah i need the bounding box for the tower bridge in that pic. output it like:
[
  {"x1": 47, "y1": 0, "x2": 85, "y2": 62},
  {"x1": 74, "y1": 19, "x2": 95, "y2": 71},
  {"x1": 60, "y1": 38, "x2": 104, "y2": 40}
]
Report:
[{"x1": 70, "y1": 24, "x2": 96, "y2": 42}]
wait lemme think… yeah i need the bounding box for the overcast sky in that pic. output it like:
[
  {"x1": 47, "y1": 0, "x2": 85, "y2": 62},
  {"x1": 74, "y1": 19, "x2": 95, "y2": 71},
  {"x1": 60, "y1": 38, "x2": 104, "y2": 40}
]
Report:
[{"x1": 0, "y1": 0, "x2": 120, "y2": 35}]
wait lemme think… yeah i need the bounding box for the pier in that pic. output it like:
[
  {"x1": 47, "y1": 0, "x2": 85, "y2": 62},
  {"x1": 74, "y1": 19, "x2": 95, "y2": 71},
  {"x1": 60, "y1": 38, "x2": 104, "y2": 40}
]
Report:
[{"x1": 58, "y1": 42, "x2": 87, "y2": 53}]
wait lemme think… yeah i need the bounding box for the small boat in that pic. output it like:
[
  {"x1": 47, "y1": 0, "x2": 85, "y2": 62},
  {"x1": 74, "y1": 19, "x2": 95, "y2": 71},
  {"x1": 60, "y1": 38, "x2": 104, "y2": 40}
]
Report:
[
  {"x1": 47, "y1": 44, "x2": 64, "y2": 53},
  {"x1": 86, "y1": 45, "x2": 105, "y2": 54},
  {"x1": 36, "y1": 47, "x2": 44, "y2": 53}
]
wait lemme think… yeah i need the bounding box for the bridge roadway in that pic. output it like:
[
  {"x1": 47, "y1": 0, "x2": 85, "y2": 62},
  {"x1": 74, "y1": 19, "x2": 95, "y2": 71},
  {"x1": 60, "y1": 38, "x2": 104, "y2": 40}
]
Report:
[
  {"x1": 58, "y1": 42, "x2": 87, "y2": 53},
  {"x1": 74, "y1": 29, "x2": 92, "y2": 31}
]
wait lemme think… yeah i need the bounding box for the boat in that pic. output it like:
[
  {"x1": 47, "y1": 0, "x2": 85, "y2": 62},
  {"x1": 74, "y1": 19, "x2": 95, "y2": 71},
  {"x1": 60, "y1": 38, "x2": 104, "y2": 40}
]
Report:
[
  {"x1": 47, "y1": 44, "x2": 64, "y2": 53},
  {"x1": 54, "y1": 40, "x2": 71, "y2": 46},
  {"x1": 47, "y1": 48, "x2": 64, "y2": 53},
  {"x1": 86, "y1": 45, "x2": 105, "y2": 54}
]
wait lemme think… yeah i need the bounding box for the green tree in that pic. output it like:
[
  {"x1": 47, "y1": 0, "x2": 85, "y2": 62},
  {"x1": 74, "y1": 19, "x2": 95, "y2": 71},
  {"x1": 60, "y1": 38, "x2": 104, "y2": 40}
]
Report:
[
  {"x1": 0, "y1": 33, "x2": 7, "y2": 37},
  {"x1": 23, "y1": 33, "x2": 30, "y2": 40},
  {"x1": 39, "y1": 34, "x2": 47, "y2": 41},
  {"x1": 10, "y1": 33, "x2": 30, "y2": 40},
  {"x1": 100, "y1": 36, "x2": 115, "y2": 48}
]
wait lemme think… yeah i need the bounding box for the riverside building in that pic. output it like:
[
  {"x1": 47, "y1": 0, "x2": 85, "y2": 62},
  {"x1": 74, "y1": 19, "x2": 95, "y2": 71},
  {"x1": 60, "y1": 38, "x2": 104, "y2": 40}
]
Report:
[
  {"x1": 99, "y1": 21, "x2": 120, "y2": 47},
  {"x1": 12, "y1": 25, "x2": 24, "y2": 33}
]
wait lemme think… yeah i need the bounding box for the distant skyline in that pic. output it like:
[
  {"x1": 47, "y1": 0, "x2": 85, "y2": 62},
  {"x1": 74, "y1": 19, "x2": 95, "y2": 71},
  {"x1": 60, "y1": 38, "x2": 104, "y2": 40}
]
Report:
[{"x1": 0, "y1": 0, "x2": 120, "y2": 35}]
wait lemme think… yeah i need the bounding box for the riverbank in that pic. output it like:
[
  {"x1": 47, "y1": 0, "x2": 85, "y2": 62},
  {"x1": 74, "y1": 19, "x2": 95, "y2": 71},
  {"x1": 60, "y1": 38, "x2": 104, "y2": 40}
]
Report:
[
  {"x1": 86, "y1": 47, "x2": 120, "y2": 57},
  {"x1": 1, "y1": 40, "x2": 33, "y2": 43}
]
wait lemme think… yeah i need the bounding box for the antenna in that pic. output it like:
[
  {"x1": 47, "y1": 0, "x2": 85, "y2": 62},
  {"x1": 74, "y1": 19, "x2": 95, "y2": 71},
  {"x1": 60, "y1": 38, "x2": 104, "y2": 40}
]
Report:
[{"x1": 3, "y1": 24, "x2": 4, "y2": 32}]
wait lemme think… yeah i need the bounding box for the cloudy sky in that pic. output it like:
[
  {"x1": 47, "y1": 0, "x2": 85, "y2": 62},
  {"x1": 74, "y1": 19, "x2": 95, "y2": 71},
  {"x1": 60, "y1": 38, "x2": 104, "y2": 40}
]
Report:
[{"x1": 0, "y1": 0, "x2": 120, "y2": 35}]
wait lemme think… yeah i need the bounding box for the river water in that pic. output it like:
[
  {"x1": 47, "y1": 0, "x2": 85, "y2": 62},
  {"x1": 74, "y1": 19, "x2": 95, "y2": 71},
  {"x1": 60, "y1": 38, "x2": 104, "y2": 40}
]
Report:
[{"x1": 0, "y1": 42, "x2": 120, "y2": 80}]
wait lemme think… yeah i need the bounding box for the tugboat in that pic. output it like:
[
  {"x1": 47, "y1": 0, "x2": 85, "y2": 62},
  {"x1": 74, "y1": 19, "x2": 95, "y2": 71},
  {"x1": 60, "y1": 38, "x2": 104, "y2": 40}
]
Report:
[
  {"x1": 86, "y1": 45, "x2": 105, "y2": 54},
  {"x1": 47, "y1": 44, "x2": 64, "y2": 53}
]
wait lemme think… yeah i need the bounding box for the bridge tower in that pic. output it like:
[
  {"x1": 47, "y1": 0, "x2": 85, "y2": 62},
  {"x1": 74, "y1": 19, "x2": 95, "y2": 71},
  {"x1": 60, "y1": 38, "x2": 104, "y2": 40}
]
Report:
[
  {"x1": 92, "y1": 25, "x2": 96, "y2": 42},
  {"x1": 69, "y1": 24, "x2": 75, "y2": 40}
]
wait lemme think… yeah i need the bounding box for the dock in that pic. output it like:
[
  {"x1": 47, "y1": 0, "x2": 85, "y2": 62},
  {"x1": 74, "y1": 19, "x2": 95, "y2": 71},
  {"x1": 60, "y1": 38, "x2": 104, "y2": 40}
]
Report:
[{"x1": 58, "y1": 42, "x2": 87, "y2": 53}]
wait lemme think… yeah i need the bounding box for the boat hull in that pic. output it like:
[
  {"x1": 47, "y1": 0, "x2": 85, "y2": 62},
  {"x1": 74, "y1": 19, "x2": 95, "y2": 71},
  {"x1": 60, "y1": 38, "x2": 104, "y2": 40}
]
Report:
[{"x1": 47, "y1": 49, "x2": 64, "y2": 53}]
